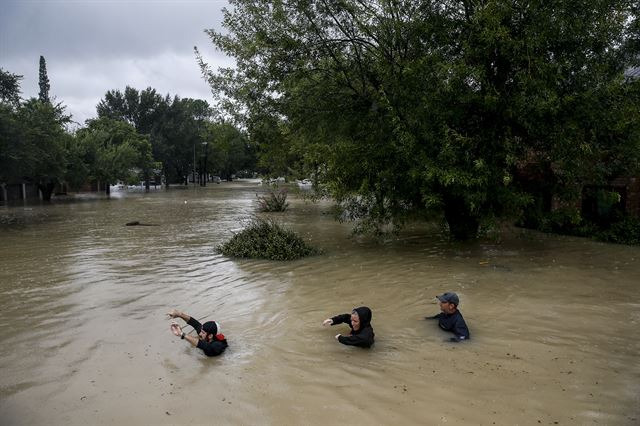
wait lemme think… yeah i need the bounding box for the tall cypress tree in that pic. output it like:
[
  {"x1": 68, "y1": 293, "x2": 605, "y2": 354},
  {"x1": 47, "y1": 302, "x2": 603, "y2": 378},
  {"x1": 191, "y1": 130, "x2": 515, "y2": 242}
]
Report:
[{"x1": 38, "y1": 55, "x2": 50, "y2": 103}]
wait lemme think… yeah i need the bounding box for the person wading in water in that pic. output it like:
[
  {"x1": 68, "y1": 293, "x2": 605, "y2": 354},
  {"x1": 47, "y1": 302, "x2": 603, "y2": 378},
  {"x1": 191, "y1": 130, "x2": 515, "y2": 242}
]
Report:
[
  {"x1": 323, "y1": 306, "x2": 375, "y2": 348},
  {"x1": 426, "y1": 292, "x2": 470, "y2": 342},
  {"x1": 168, "y1": 309, "x2": 228, "y2": 356}
]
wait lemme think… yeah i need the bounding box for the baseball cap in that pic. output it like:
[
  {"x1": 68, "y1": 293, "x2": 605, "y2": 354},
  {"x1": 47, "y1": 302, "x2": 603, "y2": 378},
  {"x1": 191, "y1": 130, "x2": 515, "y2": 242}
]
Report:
[{"x1": 436, "y1": 292, "x2": 460, "y2": 305}]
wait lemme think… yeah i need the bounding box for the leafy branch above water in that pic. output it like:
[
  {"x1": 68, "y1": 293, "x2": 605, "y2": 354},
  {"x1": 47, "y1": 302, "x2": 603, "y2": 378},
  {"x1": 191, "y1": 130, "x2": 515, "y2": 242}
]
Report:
[
  {"x1": 256, "y1": 187, "x2": 289, "y2": 212},
  {"x1": 218, "y1": 219, "x2": 319, "y2": 261}
]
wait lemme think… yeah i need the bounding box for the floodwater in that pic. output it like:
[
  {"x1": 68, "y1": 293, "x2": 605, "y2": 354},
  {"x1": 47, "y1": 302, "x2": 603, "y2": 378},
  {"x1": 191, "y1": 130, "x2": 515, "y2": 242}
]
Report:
[{"x1": 0, "y1": 181, "x2": 638, "y2": 425}]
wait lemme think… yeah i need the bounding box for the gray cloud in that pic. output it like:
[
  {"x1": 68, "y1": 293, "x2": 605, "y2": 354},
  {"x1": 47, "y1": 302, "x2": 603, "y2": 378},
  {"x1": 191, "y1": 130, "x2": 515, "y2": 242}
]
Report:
[{"x1": 1, "y1": 0, "x2": 232, "y2": 124}]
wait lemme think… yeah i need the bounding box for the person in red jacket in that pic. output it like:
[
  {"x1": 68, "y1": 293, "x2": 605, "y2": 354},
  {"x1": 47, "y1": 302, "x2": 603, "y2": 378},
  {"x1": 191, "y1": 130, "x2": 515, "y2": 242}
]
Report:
[
  {"x1": 323, "y1": 306, "x2": 374, "y2": 348},
  {"x1": 168, "y1": 308, "x2": 228, "y2": 356}
]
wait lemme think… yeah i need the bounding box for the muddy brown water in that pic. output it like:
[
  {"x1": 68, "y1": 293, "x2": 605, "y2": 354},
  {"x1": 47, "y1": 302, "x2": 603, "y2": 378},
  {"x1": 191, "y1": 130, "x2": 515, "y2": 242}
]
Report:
[{"x1": 0, "y1": 181, "x2": 638, "y2": 425}]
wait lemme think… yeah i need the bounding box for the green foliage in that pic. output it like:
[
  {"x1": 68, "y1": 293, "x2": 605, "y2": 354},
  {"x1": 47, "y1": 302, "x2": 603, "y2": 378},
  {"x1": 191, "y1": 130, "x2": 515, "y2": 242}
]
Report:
[
  {"x1": 200, "y1": 0, "x2": 640, "y2": 239},
  {"x1": 597, "y1": 217, "x2": 640, "y2": 245},
  {"x1": 38, "y1": 56, "x2": 50, "y2": 104},
  {"x1": 0, "y1": 103, "x2": 21, "y2": 184},
  {"x1": 521, "y1": 206, "x2": 640, "y2": 245},
  {"x1": 1, "y1": 66, "x2": 69, "y2": 200},
  {"x1": 219, "y1": 219, "x2": 319, "y2": 260},
  {"x1": 12, "y1": 99, "x2": 70, "y2": 199},
  {"x1": 203, "y1": 121, "x2": 255, "y2": 181},
  {"x1": 1, "y1": 64, "x2": 255, "y2": 198},
  {"x1": 256, "y1": 187, "x2": 288, "y2": 212},
  {"x1": 75, "y1": 117, "x2": 150, "y2": 186},
  {"x1": 96, "y1": 87, "x2": 256, "y2": 185},
  {"x1": 534, "y1": 207, "x2": 588, "y2": 235},
  {"x1": 0, "y1": 68, "x2": 22, "y2": 106}
]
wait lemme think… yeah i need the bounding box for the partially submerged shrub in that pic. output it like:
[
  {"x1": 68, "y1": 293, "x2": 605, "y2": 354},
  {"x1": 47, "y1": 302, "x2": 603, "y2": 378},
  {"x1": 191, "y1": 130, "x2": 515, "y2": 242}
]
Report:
[
  {"x1": 219, "y1": 219, "x2": 319, "y2": 260},
  {"x1": 518, "y1": 207, "x2": 640, "y2": 245},
  {"x1": 257, "y1": 188, "x2": 288, "y2": 212},
  {"x1": 594, "y1": 217, "x2": 640, "y2": 245}
]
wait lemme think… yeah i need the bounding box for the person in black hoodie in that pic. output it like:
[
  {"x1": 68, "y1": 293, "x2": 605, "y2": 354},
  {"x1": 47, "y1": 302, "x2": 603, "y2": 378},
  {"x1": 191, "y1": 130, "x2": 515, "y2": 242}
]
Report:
[
  {"x1": 426, "y1": 292, "x2": 470, "y2": 342},
  {"x1": 168, "y1": 308, "x2": 228, "y2": 356},
  {"x1": 323, "y1": 306, "x2": 374, "y2": 348}
]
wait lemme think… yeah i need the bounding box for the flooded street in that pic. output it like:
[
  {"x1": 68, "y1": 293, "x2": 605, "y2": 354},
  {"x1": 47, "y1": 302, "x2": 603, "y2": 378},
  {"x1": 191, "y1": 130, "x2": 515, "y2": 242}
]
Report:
[{"x1": 0, "y1": 181, "x2": 638, "y2": 425}]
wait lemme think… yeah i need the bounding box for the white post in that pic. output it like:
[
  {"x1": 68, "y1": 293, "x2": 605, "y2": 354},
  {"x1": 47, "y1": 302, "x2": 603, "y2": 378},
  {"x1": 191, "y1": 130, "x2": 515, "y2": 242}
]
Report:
[{"x1": 22, "y1": 183, "x2": 27, "y2": 200}]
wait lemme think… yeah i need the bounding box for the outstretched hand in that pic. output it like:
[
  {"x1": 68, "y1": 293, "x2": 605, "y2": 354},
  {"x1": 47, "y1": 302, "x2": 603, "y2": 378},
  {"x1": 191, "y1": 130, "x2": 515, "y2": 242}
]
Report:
[
  {"x1": 167, "y1": 309, "x2": 180, "y2": 319},
  {"x1": 170, "y1": 323, "x2": 182, "y2": 337},
  {"x1": 322, "y1": 318, "x2": 333, "y2": 326}
]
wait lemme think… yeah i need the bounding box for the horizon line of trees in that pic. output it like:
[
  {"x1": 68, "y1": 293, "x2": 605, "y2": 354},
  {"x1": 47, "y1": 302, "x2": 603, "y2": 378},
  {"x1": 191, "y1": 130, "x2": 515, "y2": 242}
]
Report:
[{"x1": 1, "y1": 57, "x2": 257, "y2": 201}]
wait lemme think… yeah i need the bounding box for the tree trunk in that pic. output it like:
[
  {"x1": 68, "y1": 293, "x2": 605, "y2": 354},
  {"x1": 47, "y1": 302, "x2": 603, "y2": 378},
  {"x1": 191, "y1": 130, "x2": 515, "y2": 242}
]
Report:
[
  {"x1": 38, "y1": 182, "x2": 55, "y2": 202},
  {"x1": 443, "y1": 193, "x2": 480, "y2": 240},
  {"x1": 105, "y1": 182, "x2": 111, "y2": 196}
]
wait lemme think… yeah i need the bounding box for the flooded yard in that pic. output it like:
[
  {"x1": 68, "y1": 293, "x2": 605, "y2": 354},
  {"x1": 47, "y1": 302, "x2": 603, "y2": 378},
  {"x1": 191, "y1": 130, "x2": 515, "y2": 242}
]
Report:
[{"x1": 0, "y1": 181, "x2": 638, "y2": 425}]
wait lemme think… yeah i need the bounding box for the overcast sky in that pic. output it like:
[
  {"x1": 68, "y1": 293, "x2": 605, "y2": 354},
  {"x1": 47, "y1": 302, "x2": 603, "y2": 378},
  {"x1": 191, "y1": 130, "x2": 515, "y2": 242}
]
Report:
[{"x1": 0, "y1": 0, "x2": 232, "y2": 125}]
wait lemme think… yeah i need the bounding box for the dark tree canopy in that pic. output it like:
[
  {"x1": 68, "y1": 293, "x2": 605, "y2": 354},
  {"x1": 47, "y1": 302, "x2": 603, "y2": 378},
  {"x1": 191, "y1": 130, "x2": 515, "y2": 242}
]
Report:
[
  {"x1": 0, "y1": 68, "x2": 23, "y2": 107},
  {"x1": 1, "y1": 60, "x2": 255, "y2": 201},
  {"x1": 199, "y1": 0, "x2": 640, "y2": 239},
  {"x1": 38, "y1": 56, "x2": 50, "y2": 104}
]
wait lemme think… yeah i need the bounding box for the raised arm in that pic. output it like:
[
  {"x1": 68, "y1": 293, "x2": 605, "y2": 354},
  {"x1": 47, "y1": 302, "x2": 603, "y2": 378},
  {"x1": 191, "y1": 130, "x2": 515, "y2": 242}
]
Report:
[
  {"x1": 167, "y1": 309, "x2": 191, "y2": 323},
  {"x1": 330, "y1": 314, "x2": 351, "y2": 325},
  {"x1": 170, "y1": 323, "x2": 201, "y2": 347}
]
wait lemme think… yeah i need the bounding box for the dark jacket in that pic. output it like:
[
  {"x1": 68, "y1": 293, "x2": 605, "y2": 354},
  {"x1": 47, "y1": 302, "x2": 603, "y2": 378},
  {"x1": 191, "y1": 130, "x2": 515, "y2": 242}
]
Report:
[
  {"x1": 429, "y1": 310, "x2": 470, "y2": 341},
  {"x1": 187, "y1": 317, "x2": 228, "y2": 356},
  {"x1": 331, "y1": 306, "x2": 375, "y2": 348}
]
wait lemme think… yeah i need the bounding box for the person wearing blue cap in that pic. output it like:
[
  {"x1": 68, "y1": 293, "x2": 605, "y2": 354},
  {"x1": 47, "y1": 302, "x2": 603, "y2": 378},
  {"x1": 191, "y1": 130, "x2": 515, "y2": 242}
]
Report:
[
  {"x1": 425, "y1": 292, "x2": 470, "y2": 342},
  {"x1": 167, "y1": 308, "x2": 228, "y2": 356}
]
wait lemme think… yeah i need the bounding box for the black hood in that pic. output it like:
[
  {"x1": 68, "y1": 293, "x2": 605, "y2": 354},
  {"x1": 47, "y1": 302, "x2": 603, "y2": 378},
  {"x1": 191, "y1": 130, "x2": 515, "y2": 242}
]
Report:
[
  {"x1": 202, "y1": 321, "x2": 218, "y2": 335},
  {"x1": 353, "y1": 306, "x2": 372, "y2": 329}
]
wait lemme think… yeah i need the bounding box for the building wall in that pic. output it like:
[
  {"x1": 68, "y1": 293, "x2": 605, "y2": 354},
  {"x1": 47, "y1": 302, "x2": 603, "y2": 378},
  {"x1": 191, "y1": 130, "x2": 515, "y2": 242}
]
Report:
[
  {"x1": 613, "y1": 177, "x2": 640, "y2": 217},
  {"x1": 2, "y1": 183, "x2": 39, "y2": 201}
]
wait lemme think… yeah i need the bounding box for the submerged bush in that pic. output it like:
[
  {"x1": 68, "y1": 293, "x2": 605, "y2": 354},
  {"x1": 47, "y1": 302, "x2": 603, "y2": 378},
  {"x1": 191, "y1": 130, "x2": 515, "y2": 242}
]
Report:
[
  {"x1": 219, "y1": 219, "x2": 319, "y2": 260},
  {"x1": 256, "y1": 188, "x2": 288, "y2": 212},
  {"x1": 594, "y1": 217, "x2": 640, "y2": 245},
  {"x1": 518, "y1": 207, "x2": 640, "y2": 245}
]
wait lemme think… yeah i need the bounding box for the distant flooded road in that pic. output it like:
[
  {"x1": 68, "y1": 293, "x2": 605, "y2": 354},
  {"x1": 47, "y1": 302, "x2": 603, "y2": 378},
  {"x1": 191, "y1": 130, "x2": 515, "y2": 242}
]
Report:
[{"x1": 1, "y1": 181, "x2": 638, "y2": 425}]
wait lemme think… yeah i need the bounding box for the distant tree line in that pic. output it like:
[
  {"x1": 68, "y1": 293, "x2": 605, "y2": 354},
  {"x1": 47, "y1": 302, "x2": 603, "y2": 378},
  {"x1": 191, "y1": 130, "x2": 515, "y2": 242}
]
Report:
[{"x1": 0, "y1": 57, "x2": 256, "y2": 201}]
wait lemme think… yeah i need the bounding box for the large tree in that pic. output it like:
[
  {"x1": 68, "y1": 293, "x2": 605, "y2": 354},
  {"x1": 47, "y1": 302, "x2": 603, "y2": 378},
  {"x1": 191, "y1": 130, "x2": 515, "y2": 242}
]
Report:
[
  {"x1": 96, "y1": 86, "x2": 168, "y2": 189},
  {"x1": 75, "y1": 117, "x2": 152, "y2": 194},
  {"x1": 13, "y1": 99, "x2": 70, "y2": 201},
  {"x1": 0, "y1": 68, "x2": 22, "y2": 107},
  {"x1": 96, "y1": 88, "x2": 219, "y2": 186},
  {"x1": 199, "y1": 0, "x2": 640, "y2": 239},
  {"x1": 0, "y1": 69, "x2": 24, "y2": 192},
  {"x1": 203, "y1": 121, "x2": 254, "y2": 180},
  {"x1": 1, "y1": 67, "x2": 70, "y2": 201},
  {"x1": 38, "y1": 56, "x2": 50, "y2": 104}
]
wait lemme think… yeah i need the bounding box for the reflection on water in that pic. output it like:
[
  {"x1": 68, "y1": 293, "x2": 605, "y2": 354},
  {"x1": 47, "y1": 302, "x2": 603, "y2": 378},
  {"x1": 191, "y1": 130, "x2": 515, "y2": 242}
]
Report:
[{"x1": 1, "y1": 181, "x2": 639, "y2": 425}]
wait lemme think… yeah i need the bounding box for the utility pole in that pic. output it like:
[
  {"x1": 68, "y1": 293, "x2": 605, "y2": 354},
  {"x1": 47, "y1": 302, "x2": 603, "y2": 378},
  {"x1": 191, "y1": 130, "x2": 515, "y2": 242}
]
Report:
[
  {"x1": 202, "y1": 142, "x2": 209, "y2": 186},
  {"x1": 192, "y1": 143, "x2": 196, "y2": 187}
]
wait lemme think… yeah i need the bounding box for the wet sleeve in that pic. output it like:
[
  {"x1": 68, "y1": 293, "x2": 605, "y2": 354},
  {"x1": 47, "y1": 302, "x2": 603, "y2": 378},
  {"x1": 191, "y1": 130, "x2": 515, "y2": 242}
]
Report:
[
  {"x1": 452, "y1": 317, "x2": 470, "y2": 340},
  {"x1": 330, "y1": 314, "x2": 351, "y2": 326},
  {"x1": 196, "y1": 340, "x2": 227, "y2": 357},
  {"x1": 187, "y1": 317, "x2": 203, "y2": 333},
  {"x1": 337, "y1": 328, "x2": 374, "y2": 348}
]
